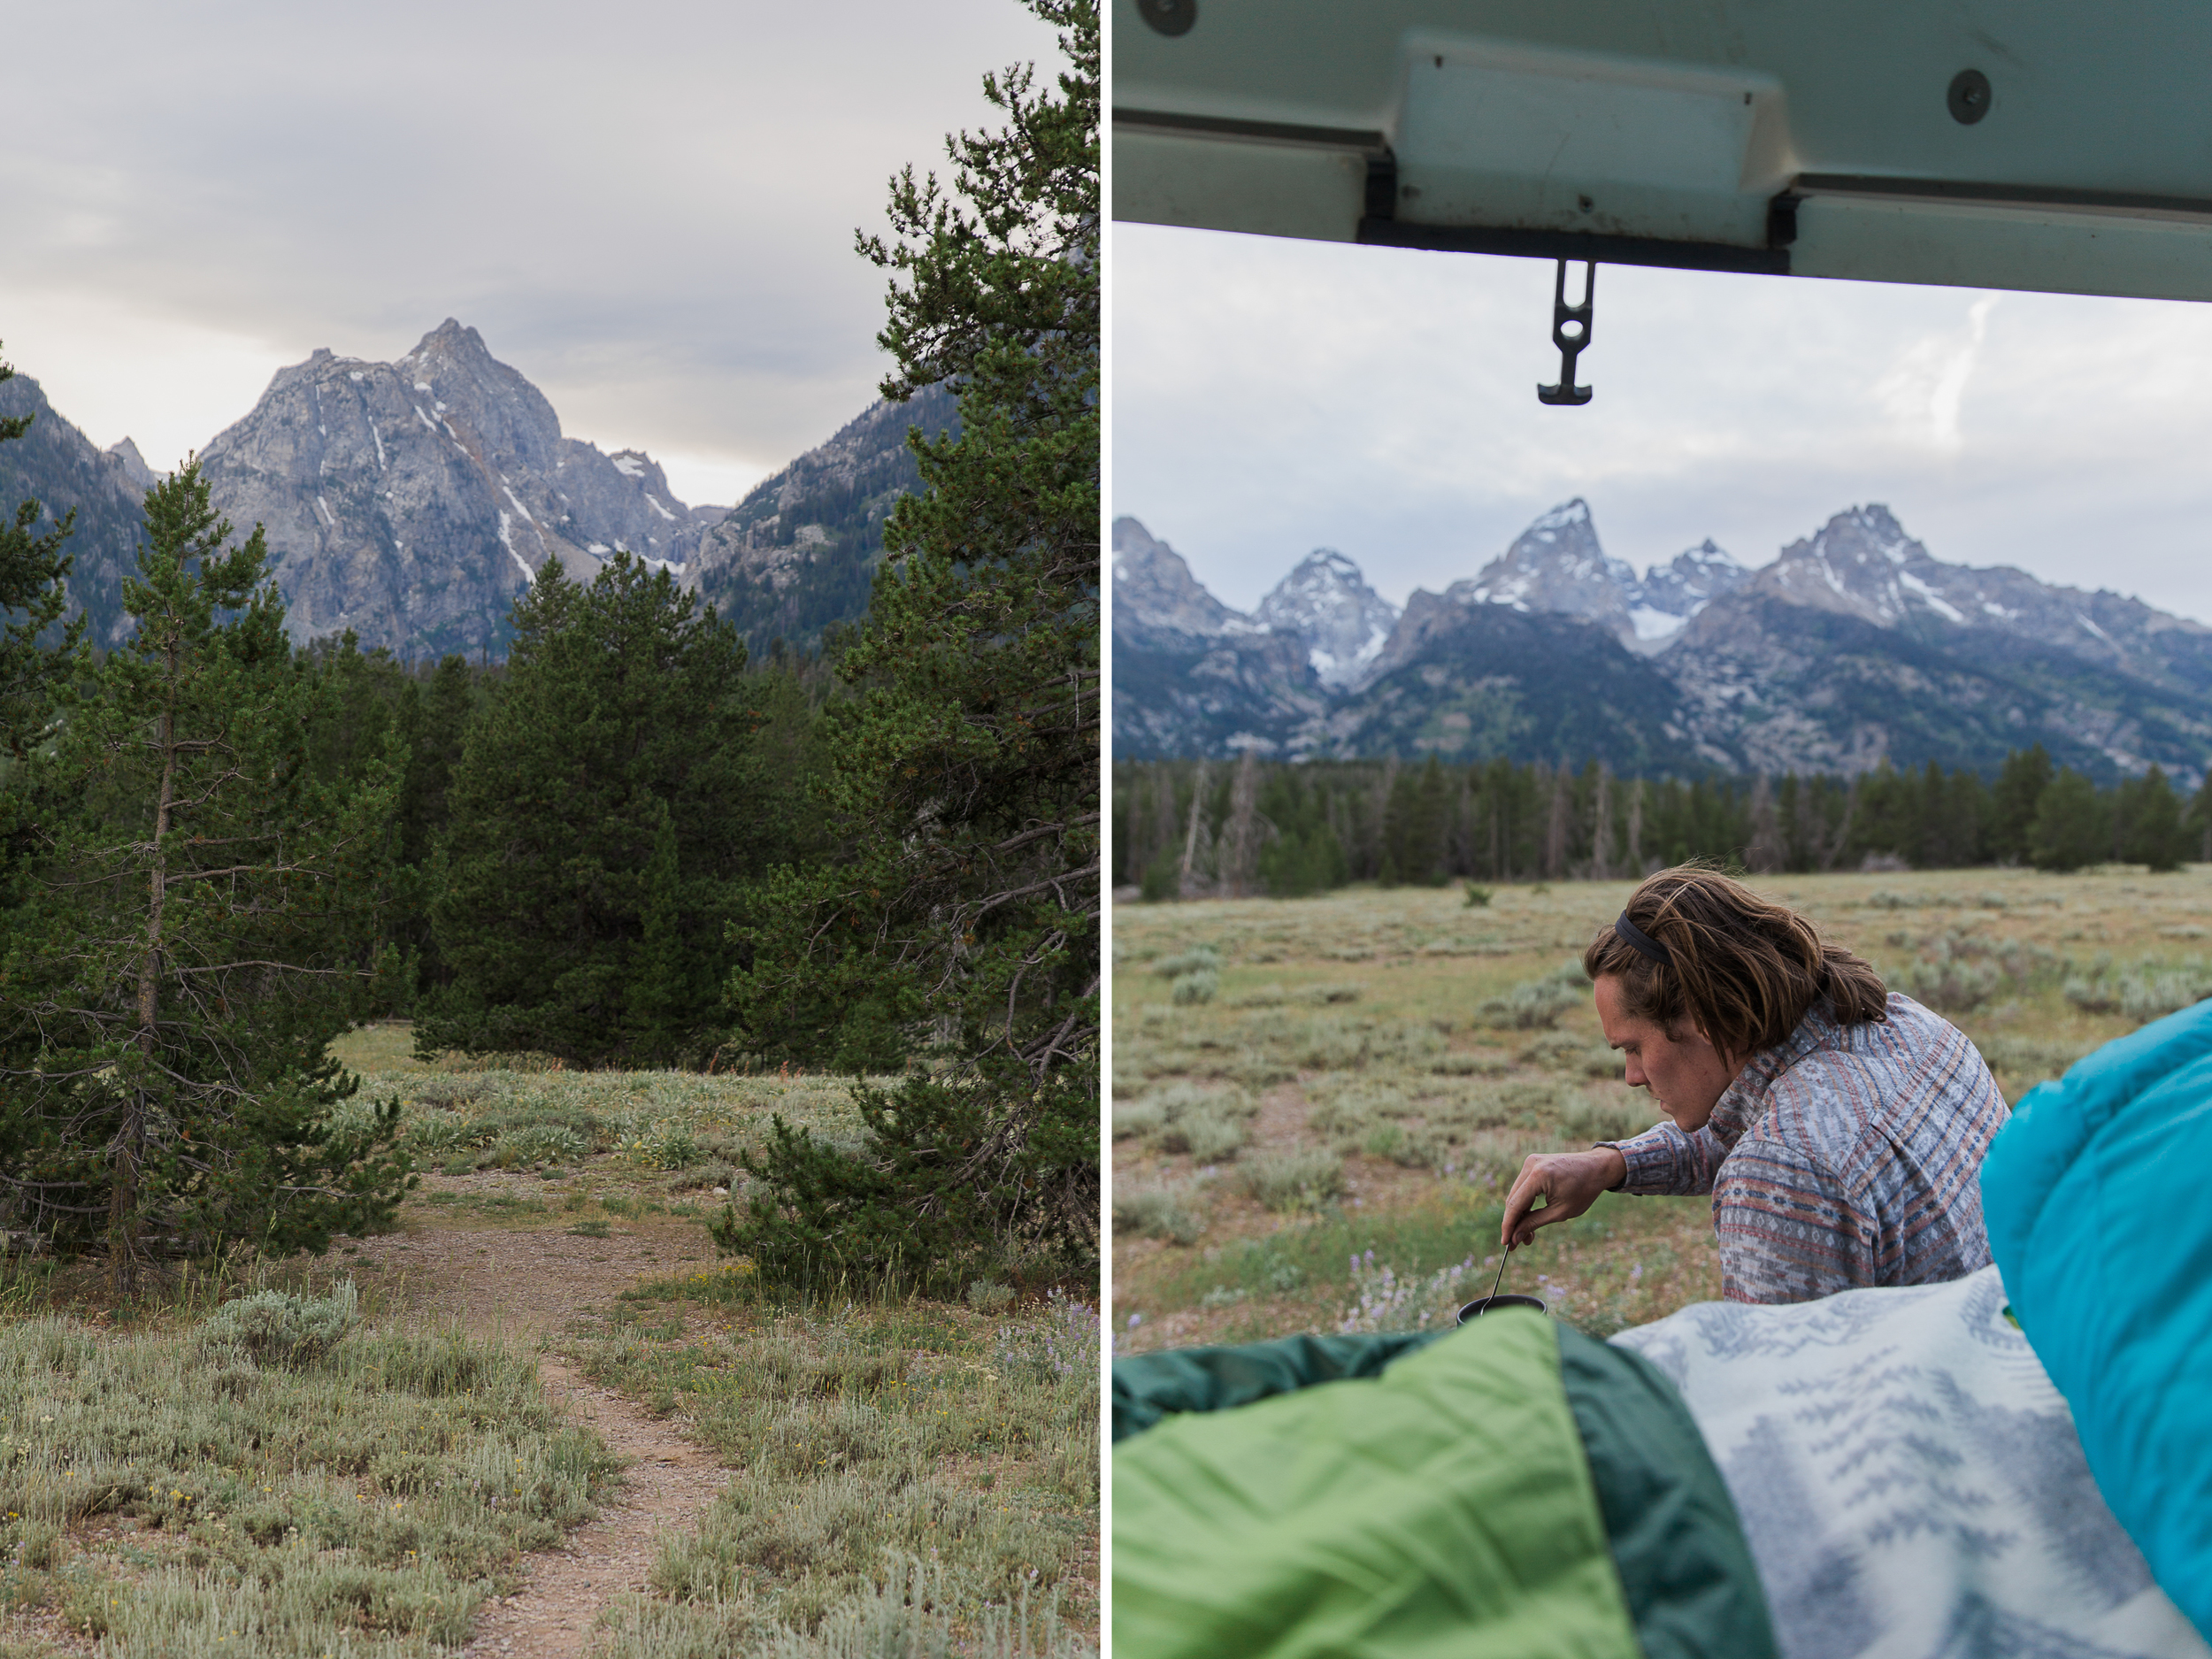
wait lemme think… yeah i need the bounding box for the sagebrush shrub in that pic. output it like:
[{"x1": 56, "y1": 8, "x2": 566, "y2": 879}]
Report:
[
  {"x1": 1473, "y1": 963, "x2": 1586, "y2": 1030},
  {"x1": 1235, "y1": 1149, "x2": 1344, "y2": 1212},
  {"x1": 196, "y1": 1283, "x2": 360, "y2": 1368},
  {"x1": 1112, "y1": 1187, "x2": 1207, "y2": 1245}
]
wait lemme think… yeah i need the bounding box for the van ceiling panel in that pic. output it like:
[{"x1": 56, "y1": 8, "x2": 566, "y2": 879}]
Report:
[{"x1": 1113, "y1": 2, "x2": 2212, "y2": 300}]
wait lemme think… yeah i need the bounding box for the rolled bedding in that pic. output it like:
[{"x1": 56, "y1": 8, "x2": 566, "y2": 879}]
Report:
[
  {"x1": 1115, "y1": 1271, "x2": 2208, "y2": 1659},
  {"x1": 1614, "y1": 1265, "x2": 2207, "y2": 1659}
]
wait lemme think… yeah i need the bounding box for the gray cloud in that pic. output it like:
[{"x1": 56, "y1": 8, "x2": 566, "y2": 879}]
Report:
[
  {"x1": 1115, "y1": 223, "x2": 2212, "y2": 626},
  {"x1": 0, "y1": 0, "x2": 1062, "y2": 503}
]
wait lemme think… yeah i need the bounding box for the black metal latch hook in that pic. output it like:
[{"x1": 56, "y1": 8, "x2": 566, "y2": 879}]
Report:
[{"x1": 1537, "y1": 258, "x2": 1594, "y2": 406}]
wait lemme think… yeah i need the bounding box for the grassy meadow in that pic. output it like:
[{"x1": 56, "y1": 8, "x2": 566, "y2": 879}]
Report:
[
  {"x1": 1112, "y1": 864, "x2": 2212, "y2": 1353},
  {"x1": 0, "y1": 1031, "x2": 1097, "y2": 1658},
  {"x1": 0, "y1": 1272, "x2": 615, "y2": 1659},
  {"x1": 572, "y1": 1277, "x2": 1097, "y2": 1659}
]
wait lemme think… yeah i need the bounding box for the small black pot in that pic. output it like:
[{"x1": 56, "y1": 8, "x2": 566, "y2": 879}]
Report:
[{"x1": 1456, "y1": 1294, "x2": 1548, "y2": 1324}]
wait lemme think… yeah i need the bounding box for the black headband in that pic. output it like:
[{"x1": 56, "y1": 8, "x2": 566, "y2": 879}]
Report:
[{"x1": 1614, "y1": 913, "x2": 1672, "y2": 968}]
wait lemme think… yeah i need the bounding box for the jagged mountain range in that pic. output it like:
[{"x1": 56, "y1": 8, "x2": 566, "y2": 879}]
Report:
[
  {"x1": 1113, "y1": 503, "x2": 2212, "y2": 787},
  {"x1": 4, "y1": 321, "x2": 951, "y2": 660}
]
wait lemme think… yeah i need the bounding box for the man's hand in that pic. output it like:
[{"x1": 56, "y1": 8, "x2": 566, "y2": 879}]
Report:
[{"x1": 1501, "y1": 1148, "x2": 1628, "y2": 1249}]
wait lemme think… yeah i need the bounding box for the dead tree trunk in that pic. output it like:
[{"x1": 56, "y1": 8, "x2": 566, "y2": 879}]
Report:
[{"x1": 1179, "y1": 760, "x2": 1208, "y2": 898}]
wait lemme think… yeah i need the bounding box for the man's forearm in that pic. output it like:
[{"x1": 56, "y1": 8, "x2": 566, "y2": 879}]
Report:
[{"x1": 1601, "y1": 1122, "x2": 1720, "y2": 1195}]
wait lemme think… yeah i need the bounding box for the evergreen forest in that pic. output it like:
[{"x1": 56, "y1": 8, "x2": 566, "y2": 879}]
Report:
[{"x1": 1115, "y1": 749, "x2": 2212, "y2": 900}]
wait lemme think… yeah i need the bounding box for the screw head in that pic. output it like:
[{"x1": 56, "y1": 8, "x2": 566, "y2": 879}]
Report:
[
  {"x1": 1137, "y1": 0, "x2": 1197, "y2": 36},
  {"x1": 1948, "y1": 68, "x2": 1992, "y2": 125}
]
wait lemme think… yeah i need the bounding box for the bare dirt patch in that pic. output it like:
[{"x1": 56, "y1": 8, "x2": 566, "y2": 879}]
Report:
[{"x1": 352, "y1": 1217, "x2": 715, "y2": 1341}]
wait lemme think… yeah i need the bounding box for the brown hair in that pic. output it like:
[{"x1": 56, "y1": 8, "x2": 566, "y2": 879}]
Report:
[{"x1": 1582, "y1": 864, "x2": 1888, "y2": 1063}]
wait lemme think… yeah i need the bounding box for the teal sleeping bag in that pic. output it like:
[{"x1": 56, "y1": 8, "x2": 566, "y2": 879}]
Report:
[{"x1": 1980, "y1": 997, "x2": 2212, "y2": 1645}]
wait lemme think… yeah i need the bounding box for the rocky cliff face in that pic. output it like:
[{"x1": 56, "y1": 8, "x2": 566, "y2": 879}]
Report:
[
  {"x1": 198, "y1": 320, "x2": 726, "y2": 657},
  {"x1": 1111, "y1": 515, "x2": 1240, "y2": 640},
  {"x1": 691, "y1": 382, "x2": 958, "y2": 653},
  {"x1": 0, "y1": 370, "x2": 152, "y2": 650},
  {"x1": 1444, "y1": 499, "x2": 1637, "y2": 628},
  {"x1": 104, "y1": 437, "x2": 159, "y2": 495},
  {"x1": 1722, "y1": 503, "x2": 2212, "y2": 697},
  {"x1": 1252, "y1": 549, "x2": 1400, "y2": 688}
]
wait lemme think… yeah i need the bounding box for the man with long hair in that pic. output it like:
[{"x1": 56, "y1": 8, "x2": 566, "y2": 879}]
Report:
[{"x1": 1502, "y1": 865, "x2": 2009, "y2": 1302}]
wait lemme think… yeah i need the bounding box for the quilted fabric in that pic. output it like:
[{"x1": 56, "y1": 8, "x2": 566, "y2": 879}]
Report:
[
  {"x1": 1113, "y1": 1310, "x2": 1640, "y2": 1659},
  {"x1": 1980, "y1": 999, "x2": 2212, "y2": 1646}
]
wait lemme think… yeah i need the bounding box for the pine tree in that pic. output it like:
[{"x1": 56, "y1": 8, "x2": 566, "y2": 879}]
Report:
[
  {"x1": 390, "y1": 654, "x2": 479, "y2": 998},
  {"x1": 418, "y1": 553, "x2": 791, "y2": 1067},
  {"x1": 2119, "y1": 765, "x2": 2189, "y2": 872},
  {"x1": 1991, "y1": 744, "x2": 2054, "y2": 864},
  {"x1": 2029, "y1": 768, "x2": 2108, "y2": 873},
  {"x1": 2190, "y1": 770, "x2": 2212, "y2": 864},
  {"x1": 0, "y1": 462, "x2": 407, "y2": 1286},
  {"x1": 720, "y1": 0, "x2": 1098, "y2": 1291}
]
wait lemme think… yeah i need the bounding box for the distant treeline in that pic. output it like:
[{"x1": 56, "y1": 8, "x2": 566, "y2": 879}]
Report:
[{"x1": 1114, "y1": 749, "x2": 2212, "y2": 898}]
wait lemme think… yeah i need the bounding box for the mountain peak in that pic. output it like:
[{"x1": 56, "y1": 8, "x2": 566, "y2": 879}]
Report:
[
  {"x1": 1254, "y1": 547, "x2": 1400, "y2": 689},
  {"x1": 1111, "y1": 517, "x2": 1240, "y2": 640},
  {"x1": 1665, "y1": 536, "x2": 1737, "y2": 571},
  {"x1": 1453, "y1": 498, "x2": 1634, "y2": 625},
  {"x1": 198, "y1": 324, "x2": 718, "y2": 654},
  {"x1": 104, "y1": 436, "x2": 158, "y2": 493},
  {"x1": 413, "y1": 318, "x2": 488, "y2": 358},
  {"x1": 1756, "y1": 504, "x2": 1939, "y2": 626}
]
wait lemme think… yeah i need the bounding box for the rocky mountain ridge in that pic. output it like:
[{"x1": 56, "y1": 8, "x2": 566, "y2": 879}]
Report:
[
  {"x1": 689, "y1": 380, "x2": 958, "y2": 653},
  {"x1": 197, "y1": 320, "x2": 730, "y2": 657},
  {"x1": 1113, "y1": 503, "x2": 2212, "y2": 787},
  {"x1": 1411, "y1": 498, "x2": 1750, "y2": 663},
  {"x1": 1, "y1": 322, "x2": 946, "y2": 661}
]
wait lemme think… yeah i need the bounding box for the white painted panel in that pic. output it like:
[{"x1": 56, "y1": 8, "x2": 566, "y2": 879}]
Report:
[
  {"x1": 1393, "y1": 35, "x2": 1789, "y2": 243},
  {"x1": 1114, "y1": 130, "x2": 1369, "y2": 244},
  {"x1": 1791, "y1": 193, "x2": 2212, "y2": 303}
]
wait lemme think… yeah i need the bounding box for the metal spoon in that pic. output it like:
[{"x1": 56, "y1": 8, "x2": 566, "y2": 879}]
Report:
[{"x1": 1484, "y1": 1245, "x2": 1509, "y2": 1307}]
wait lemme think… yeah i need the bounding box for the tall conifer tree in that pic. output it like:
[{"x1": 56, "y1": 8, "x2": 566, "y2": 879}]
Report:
[
  {"x1": 722, "y1": 0, "x2": 1099, "y2": 1288},
  {"x1": 0, "y1": 463, "x2": 407, "y2": 1285},
  {"x1": 2029, "y1": 768, "x2": 2109, "y2": 872}
]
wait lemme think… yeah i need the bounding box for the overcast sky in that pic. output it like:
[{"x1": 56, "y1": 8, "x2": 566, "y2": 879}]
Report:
[
  {"x1": 0, "y1": 0, "x2": 1061, "y2": 509},
  {"x1": 1115, "y1": 222, "x2": 2212, "y2": 626}
]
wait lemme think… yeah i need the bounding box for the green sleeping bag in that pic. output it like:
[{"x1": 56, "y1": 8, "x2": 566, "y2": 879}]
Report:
[{"x1": 1113, "y1": 1310, "x2": 1776, "y2": 1659}]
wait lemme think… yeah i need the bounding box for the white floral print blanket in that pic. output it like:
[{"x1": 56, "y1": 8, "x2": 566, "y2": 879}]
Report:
[{"x1": 1611, "y1": 1267, "x2": 2208, "y2": 1659}]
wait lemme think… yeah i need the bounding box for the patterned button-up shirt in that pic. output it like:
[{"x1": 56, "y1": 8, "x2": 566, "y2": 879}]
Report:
[{"x1": 1601, "y1": 994, "x2": 2009, "y2": 1304}]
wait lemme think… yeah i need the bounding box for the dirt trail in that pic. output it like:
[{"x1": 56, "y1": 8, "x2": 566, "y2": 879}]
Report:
[{"x1": 351, "y1": 1206, "x2": 727, "y2": 1658}]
